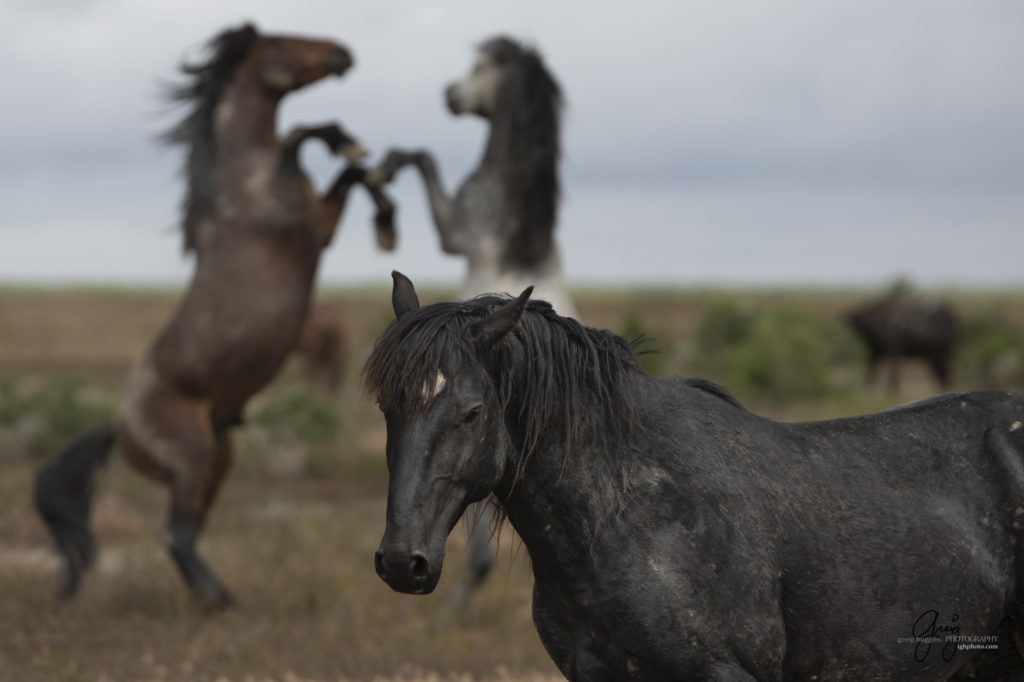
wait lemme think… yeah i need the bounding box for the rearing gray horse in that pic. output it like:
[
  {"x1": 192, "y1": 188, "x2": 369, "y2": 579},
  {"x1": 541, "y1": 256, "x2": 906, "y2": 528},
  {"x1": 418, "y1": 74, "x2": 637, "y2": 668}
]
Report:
[{"x1": 370, "y1": 36, "x2": 576, "y2": 318}]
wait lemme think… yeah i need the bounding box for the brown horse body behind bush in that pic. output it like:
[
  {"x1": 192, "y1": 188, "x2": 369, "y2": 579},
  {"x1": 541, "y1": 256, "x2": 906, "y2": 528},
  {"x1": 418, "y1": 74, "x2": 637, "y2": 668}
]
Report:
[
  {"x1": 294, "y1": 303, "x2": 347, "y2": 394},
  {"x1": 34, "y1": 24, "x2": 392, "y2": 608}
]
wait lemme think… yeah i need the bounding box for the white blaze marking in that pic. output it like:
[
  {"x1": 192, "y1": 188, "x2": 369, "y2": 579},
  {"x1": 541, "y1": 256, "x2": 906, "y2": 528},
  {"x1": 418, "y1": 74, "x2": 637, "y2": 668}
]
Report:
[
  {"x1": 1011, "y1": 420, "x2": 1022, "y2": 432},
  {"x1": 422, "y1": 371, "x2": 447, "y2": 399}
]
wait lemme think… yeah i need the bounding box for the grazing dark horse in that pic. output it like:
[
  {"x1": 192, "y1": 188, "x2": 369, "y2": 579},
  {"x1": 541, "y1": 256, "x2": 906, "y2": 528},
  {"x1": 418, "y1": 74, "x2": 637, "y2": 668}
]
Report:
[
  {"x1": 847, "y1": 292, "x2": 960, "y2": 393},
  {"x1": 370, "y1": 36, "x2": 575, "y2": 317},
  {"x1": 371, "y1": 35, "x2": 575, "y2": 611},
  {"x1": 34, "y1": 24, "x2": 393, "y2": 609},
  {"x1": 293, "y1": 303, "x2": 347, "y2": 394},
  {"x1": 367, "y1": 272, "x2": 1024, "y2": 681}
]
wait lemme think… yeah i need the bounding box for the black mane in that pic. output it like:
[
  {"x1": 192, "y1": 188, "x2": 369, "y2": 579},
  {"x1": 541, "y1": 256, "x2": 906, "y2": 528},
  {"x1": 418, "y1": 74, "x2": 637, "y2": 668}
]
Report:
[
  {"x1": 160, "y1": 23, "x2": 259, "y2": 253},
  {"x1": 481, "y1": 36, "x2": 563, "y2": 271},
  {"x1": 364, "y1": 295, "x2": 640, "y2": 466}
]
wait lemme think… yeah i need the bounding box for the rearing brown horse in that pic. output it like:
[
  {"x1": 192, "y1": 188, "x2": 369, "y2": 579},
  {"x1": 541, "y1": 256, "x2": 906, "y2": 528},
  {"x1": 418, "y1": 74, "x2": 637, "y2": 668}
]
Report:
[{"x1": 34, "y1": 23, "x2": 392, "y2": 609}]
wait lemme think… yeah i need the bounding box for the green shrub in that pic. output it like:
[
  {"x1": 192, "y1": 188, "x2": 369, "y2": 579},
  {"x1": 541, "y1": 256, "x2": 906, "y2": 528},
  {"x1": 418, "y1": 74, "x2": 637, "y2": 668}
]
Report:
[
  {"x1": 251, "y1": 383, "x2": 342, "y2": 444},
  {"x1": 0, "y1": 379, "x2": 112, "y2": 459},
  {"x1": 691, "y1": 300, "x2": 755, "y2": 377},
  {"x1": 956, "y1": 313, "x2": 1024, "y2": 390},
  {"x1": 621, "y1": 313, "x2": 670, "y2": 376},
  {"x1": 691, "y1": 301, "x2": 865, "y2": 402},
  {"x1": 243, "y1": 382, "x2": 346, "y2": 477}
]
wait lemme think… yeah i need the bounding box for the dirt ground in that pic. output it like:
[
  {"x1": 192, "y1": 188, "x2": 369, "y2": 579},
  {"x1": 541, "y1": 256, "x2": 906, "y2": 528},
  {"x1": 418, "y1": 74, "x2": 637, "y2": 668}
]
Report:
[{"x1": 1, "y1": 286, "x2": 1021, "y2": 681}]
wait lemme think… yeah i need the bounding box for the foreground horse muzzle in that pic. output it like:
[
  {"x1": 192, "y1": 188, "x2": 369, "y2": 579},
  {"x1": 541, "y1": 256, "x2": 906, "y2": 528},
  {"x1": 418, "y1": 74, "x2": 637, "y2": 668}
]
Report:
[
  {"x1": 374, "y1": 542, "x2": 442, "y2": 594},
  {"x1": 374, "y1": 416, "x2": 474, "y2": 595}
]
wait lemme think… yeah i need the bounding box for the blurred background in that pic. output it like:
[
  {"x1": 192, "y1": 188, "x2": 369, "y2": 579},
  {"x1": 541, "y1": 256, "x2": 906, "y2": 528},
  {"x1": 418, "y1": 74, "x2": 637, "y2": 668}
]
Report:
[
  {"x1": 1, "y1": 1, "x2": 1023, "y2": 681},
  {"x1": 2, "y1": 0, "x2": 1022, "y2": 287}
]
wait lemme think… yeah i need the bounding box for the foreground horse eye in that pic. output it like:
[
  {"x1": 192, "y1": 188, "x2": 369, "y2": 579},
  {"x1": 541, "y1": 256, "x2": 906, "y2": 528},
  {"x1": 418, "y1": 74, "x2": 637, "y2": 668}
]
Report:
[{"x1": 464, "y1": 406, "x2": 482, "y2": 423}]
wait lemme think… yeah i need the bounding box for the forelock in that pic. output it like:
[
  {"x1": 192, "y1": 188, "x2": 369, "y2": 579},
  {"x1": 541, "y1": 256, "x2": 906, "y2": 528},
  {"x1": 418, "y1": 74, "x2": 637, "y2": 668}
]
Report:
[{"x1": 363, "y1": 303, "x2": 478, "y2": 413}]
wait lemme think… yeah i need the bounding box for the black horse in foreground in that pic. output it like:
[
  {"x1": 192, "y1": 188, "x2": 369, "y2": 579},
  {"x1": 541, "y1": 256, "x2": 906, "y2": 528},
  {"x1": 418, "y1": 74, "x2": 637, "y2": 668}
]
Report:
[{"x1": 366, "y1": 272, "x2": 1024, "y2": 681}]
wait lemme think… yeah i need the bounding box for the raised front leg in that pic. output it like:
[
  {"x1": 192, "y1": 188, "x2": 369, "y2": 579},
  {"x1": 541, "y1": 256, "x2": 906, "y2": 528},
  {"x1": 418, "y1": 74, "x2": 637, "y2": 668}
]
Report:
[
  {"x1": 366, "y1": 182, "x2": 397, "y2": 251},
  {"x1": 369, "y1": 148, "x2": 461, "y2": 255},
  {"x1": 281, "y1": 124, "x2": 398, "y2": 251},
  {"x1": 318, "y1": 166, "x2": 398, "y2": 251},
  {"x1": 281, "y1": 122, "x2": 368, "y2": 165}
]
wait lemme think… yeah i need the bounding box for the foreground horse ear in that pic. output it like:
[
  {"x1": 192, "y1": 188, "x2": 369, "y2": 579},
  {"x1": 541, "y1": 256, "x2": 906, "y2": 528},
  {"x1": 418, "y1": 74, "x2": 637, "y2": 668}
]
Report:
[
  {"x1": 471, "y1": 286, "x2": 533, "y2": 352},
  {"x1": 391, "y1": 271, "x2": 420, "y2": 319}
]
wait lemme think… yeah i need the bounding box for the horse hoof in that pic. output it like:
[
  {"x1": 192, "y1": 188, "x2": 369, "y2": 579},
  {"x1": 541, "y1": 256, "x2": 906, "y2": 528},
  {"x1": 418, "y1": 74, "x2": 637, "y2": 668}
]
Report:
[
  {"x1": 339, "y1": 141, "x2": 369, "y2": 163},
  {"x1": 195, "y1": 585, "x2": 235, "y2": 612},
  {"x1": 364, "y1": 167, "x2": 388, "y2": 187},
  {"x1": 375, "y1": 227, "x2": 396, "y2": 252},
  {"x1": 375, "y1": 214, "x2": 396, "y2": 251},
  {"x1": 198, "y1": 594, "x2": 234, "y2": 612},
  {"x1": 56, "y1": 575, "x2": 81, "y2": 602}
]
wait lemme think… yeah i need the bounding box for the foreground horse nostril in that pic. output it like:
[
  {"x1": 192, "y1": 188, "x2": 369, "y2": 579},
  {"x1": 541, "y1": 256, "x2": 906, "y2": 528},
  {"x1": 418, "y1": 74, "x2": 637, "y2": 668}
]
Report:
[
  {"x1": 374, "y1": 550, "x2": 386, "y2": 579},
  {"x1": 410, "y1": 552, "x2": 429, "y2": 582}
]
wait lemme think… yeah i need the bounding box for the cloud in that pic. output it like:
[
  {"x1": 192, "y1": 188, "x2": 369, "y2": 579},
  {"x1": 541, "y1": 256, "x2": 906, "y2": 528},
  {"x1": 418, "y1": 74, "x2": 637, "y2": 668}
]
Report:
[{"x1": 0, "y1": 0, "x2": 1021, "y2": 285}]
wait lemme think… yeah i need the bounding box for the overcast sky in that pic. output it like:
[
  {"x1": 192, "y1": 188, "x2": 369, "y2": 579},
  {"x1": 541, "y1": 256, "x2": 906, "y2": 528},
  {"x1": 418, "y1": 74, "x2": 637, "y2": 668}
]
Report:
[{"x1": 1, "y1": 0, "x2": 1021, "y2": 288}]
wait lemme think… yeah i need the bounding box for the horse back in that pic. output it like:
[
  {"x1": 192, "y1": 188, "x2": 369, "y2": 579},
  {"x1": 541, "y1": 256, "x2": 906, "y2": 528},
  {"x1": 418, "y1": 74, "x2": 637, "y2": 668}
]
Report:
[
  {"x1": 614, "y1": 385, "x2": 1024, "y2": 679},
  {"x1": 769, "y1": 391, "x2": 1024, "y2": 678}
]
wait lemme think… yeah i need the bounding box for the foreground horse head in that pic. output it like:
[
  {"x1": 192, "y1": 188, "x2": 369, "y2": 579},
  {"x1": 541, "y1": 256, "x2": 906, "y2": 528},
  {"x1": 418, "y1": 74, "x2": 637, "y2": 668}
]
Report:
[
  {"x1": 367, "y1": 273, "x2": 1024, "y2": 680},
  {"x1": 369, "y1": 272, "x2": 531, "y2": 593}
]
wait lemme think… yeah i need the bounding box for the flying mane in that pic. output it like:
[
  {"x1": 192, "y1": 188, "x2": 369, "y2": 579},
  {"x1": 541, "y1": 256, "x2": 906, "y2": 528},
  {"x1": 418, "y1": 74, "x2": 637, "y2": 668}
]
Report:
[
  {"x1": 160, "y1": 23, "x2": 259, "y2": 253},
  {"x1": 482, "y1": 37, "x2": 563, "y2": 271}
]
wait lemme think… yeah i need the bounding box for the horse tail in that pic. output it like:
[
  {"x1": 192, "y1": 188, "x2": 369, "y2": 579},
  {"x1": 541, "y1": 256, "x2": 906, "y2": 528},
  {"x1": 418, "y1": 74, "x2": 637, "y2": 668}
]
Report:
[{"x1": 34, "y1": 422, "x2": 116, "y2": 598}]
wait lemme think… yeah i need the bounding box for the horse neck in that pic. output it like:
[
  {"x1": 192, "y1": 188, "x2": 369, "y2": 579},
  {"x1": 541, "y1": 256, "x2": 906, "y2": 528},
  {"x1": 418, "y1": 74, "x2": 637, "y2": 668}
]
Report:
[
  {"x1": 477, "y1": 95, "x2": 560, "y2": 275},
  {"x1": 479, "y1": 106, "x2": 557, "y2": 184},
  {"x1": 213, "y1": 75, "x2": 280, "y2": 156},
  {"x1": 496, "y1": 414, "x2": 624, "y2": 580},
  {"x1": 492, "y1": 348, "x2": 629, "y2": 577},
  {"x1": 193, "y1": 77, "x2": 316, "y2": 261},
  {"x1": 480, "y1": 112, "x2": 514, "y2": 168}
]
